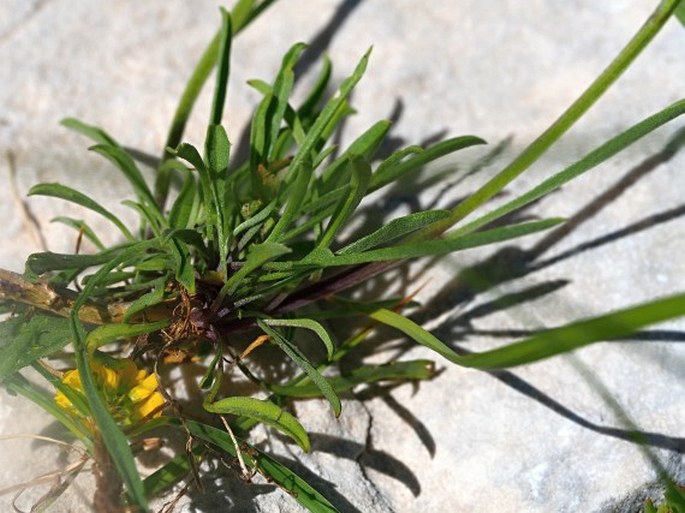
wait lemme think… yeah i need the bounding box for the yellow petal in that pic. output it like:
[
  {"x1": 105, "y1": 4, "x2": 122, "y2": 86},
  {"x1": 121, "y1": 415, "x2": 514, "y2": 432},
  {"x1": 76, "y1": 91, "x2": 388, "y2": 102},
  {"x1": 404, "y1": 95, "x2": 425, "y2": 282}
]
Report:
[
  {"x1": 135, "y1": 391, "x2": 166, "y2": 419},
  {"x1": 98, "y1": 366, "x2": 121, "y2": 391},
  {"x1": 54, "y1": 391, "x2": 72, "y2": 409},
  {"x1": 62, "y1": 369, "x2": 82, "y2": 389},
  {"x1": 138, "y1": 372, "x2": 159, "y2": 391}
]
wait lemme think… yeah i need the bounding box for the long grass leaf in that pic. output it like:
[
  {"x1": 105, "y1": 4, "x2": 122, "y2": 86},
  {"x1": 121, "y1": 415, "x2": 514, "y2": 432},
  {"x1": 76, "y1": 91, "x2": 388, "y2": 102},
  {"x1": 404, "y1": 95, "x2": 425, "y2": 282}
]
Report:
[
  {"x1": 61, "y1": 118, "x2": 118, "y2": 146},
  {"x1": 51, "y1": 216, "x2": 106, "y2": 251},
  {"x1": 90, "y1": 144, "x2": 158, "y2": 210},
  {"x1": 210, "y1": 8, "x2": 232, "y2": 126},
  {"x1": 176, "y1": 418, "x2": 341, "y2": 512},
  {"x1": 262, "y1": 318, "x2": 335, "y2": 359},
  {"x1": 68, "y1": 243, "x2": 158, "y2": 511},
  {"x1": 369, "y1": 292, "x2": 685, "y2": 369},
  {"x1": 450, "y1": 98, "x2": 685, "y2": 239},
  {"x1": 318, "y1": 156, "x2": 371, "y2": 248},
  {"x1": 337, "y1": 210, "x2": 450, "y2": 255},
  {"x1": 319, "y1": 120, "x2": 392, "y2": 191},
  {"x1": 30, "y1": 183, "x2": 134, "y2": 241},
  {"x1": 429, "y1": 0, "x2": 683, "y2": 234},
  {"x1": 258, "y1": 320, "x2": 342, "y2": 416},
  {"x1": 294, "y1": 218, "x2": 564, "y2": 268},
  {"x1": 369, "y1": 135, "x2": 486, "y2": 191},
  {"x1": 287, "y1": 48, "x2": 372, "y2": 181},
  {"x1": 205, "y1": 396, "x2": 310, "y2": 451},
  {"x1": 266, "y1": 158, "x2": 314, "y2": 241},
  {"x1": 270, "y1": 359, "x2": 435, "y2": 397}
]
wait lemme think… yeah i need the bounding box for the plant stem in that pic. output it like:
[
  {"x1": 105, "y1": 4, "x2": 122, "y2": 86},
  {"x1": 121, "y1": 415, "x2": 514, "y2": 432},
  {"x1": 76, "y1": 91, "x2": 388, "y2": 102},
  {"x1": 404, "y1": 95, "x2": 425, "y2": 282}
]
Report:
[
  {"x1": 0, "y1": 268, "x2": 175, "y2": 324},
  {"x1": 428, "y1": 0, "x2": 683, "y2": 235}
]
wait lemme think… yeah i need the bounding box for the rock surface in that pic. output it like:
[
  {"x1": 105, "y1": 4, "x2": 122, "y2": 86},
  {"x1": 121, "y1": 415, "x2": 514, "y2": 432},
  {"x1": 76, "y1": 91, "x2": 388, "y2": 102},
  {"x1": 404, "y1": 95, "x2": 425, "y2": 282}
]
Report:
[{"x1": 0, "y1": 1, "x2": 683, "y2": 512}]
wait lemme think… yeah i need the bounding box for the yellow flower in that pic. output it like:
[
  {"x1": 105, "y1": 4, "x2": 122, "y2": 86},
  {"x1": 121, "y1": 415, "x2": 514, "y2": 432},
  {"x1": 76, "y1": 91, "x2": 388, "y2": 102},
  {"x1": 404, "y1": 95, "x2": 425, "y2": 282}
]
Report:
[{"x1": 54, "y1": 359, "x2": 166, "y2": 427}]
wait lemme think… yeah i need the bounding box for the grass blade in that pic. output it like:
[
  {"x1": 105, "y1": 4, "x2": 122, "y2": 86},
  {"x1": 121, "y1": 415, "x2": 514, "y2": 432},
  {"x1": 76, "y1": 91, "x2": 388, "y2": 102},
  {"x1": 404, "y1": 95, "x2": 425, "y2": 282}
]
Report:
[
  {"x1": 369, "y1": 135, "x2": 486, "y2": 191},
  {"x1": 262, "y1": 318, "x2": 335, "y2": 359},
  {"x1": 61, "y1": 118, "x2": 118, "y2": 146},
  {"x1": 51, "y1": 216, "x2": 106, "y2": 251},
  {"x1": 205, "y1": 396, "x2": 310, "y2": 451},
  {"x1": 209, "y1": 8, "x2": 232, "y2": 126},
  {"x1": 29, "y1": 183, "x2": 134, "y2": 241},
  {"x1": 90, "y1": 144, "x2": 158, "y2": 211},
  {"x1": 318, "y1": 156, "x2": 371, "y2": 248},
  {"x1": 270, "y1": 359, "x2": 435, "y2": 397},
  {"x1": 258, "y1": 320, "x2": 342, "y2": 416},
  {"x1": 176, "y1": 418, "x2": 341, "y2": 513},
  {"x1": 295, "y1": 218, "x2": 565, "y2": 268},
  {"x1": 450, "y1": 98, "x2": 685, "y2": 239},
  {"x1": 428, "y1": 0, "x2": 683, "y2": 234},
  {"x1": 369, "y1": 292, "x2": 685, "y2": 369},
  {"x1": 337, "y1": 209, "x2": 449, "y2": 255}
]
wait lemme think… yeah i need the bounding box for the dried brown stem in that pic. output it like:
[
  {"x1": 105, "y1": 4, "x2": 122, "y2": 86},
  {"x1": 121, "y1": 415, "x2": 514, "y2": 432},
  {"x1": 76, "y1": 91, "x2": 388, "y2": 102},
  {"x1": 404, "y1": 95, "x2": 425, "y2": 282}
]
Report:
[{"x1": 0, "y1": 268, "x2": 175, "y2": 324}]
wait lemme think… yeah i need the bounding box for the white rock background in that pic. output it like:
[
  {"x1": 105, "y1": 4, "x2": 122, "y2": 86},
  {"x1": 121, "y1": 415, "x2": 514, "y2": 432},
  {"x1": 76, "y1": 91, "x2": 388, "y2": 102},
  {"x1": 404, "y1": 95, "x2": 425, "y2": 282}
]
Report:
[{"x1": 0, "y1": 1, "x2": 683, "y2": 512}]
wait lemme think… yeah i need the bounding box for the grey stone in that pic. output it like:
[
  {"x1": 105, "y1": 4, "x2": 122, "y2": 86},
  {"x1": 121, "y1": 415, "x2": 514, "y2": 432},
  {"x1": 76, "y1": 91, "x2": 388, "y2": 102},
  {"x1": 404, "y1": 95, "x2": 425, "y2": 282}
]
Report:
[{"x1": 0, "y1": 1, "x2": 683, "y2": 512}]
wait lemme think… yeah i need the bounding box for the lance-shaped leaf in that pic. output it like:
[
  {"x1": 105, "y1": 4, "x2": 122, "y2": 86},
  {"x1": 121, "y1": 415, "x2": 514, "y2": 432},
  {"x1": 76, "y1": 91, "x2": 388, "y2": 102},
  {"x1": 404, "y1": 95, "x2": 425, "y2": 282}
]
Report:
[
  {"x1": 262, "y1": 318, "x2": 335, "y2": 359},
  {"x1": 317, "y1": 156, "x2": 371, "y2": 249},
  {"x1": 0, "y1": 315, "x2": 72, "y2": 382},
  {"x1": 205, "y1": 396, "x2": 310, "y2": 452},
  {"x1": 258, "y1": 320, "x2": 342, "y2": 416},
  {"x1": 367, "y1": 292, "x2": 685, "y2": 369},
  {"x1": 270, "y1": 360, "x2": 435, "y2": 397},
  {"x1": 29, "y1": 183, "x2": 134, "y2": 241},
  {"x1": 337, "y1": 209, "x2": 450, "y2": 255}
]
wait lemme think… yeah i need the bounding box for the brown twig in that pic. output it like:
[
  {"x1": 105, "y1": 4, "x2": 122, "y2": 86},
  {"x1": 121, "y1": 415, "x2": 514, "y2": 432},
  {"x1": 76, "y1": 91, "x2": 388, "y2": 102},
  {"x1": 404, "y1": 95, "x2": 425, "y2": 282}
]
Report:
[{"x1": 0, "y1": 268, "x2": 176, "y2": 324}]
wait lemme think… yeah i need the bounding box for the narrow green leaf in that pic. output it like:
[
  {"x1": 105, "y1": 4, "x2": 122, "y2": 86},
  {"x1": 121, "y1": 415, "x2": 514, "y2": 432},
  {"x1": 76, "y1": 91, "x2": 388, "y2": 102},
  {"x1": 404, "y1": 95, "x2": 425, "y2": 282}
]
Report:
[
  {"x1": 29, "y1": 183, "x2": 134, "y2": 241},
  {"x1": 61, "y1": 118, "x2": 118, "y2": 146},
  {"x1": 86, "y1": 320, "x2": 169, "y2": 354},
  {"x1": 319, "y1": 120, "x2": 391, "y2": 190},
  {"x1": 221, "y1": 242, "x2": 291, "y2": 298},
  {"x1": 369, "y1": 135, "x2": 486, "y2": 191},
  {"x1": 337, "y1": 210, "x2": 449, "y2": 255},
  {"x1": 258, "y1": 320, "x2": 342, "y2": 416},
  {"x1": 51, "y1": 216, "x2": 106, "y2": 251},
  {"x1": 369, "y1": 291, "x2": 685, "y2": 369},
  {"x1": 270, "y1": 359, "x2": 435, "y2": 397},
  {"x1": 266, "y1": 158, "x2": 314, "y2": 241},
  {"x1": 294, "y1": 218, "x2": 565, "y2": 268},
  {"x1": 143, "y1": 449, "x2": 197, "y2": 499},
  {"x1": 123, "y1": 278, "x2": 168, "y2": 322},
  {"x1": 676, "y1": 0, "x2": 685, "y2": 26},
  {"x1": 175, "y1": 142, "x2": 218, "y2": 241},
  {"x1": 205, "y1": 396, "x2": 310, "y2": 451},
  {"x1": 449, "y1": 98, "x2": 685, "y2": 239},
  {"x1": 0, "y1": 315, "x2": 72, "y2": 382},
  {"x1": 318, "y1": 156, "x2": 371, "y2": 248},
  {"x1": 90, "y1": 144, "x2": 158, "y2": 210},
  {"x1": 262, "y1": 318, "x2": 335, "y2": 359},
  {"x1": 177, "y1": 418, "x2": 341, "y2": 513},
  {"x1": 25, "y1": 243, "x2": 134, "y2": 276},
  {"x1": 432, "y1": 0, "x2": 684, "y2": 234},
  {"x1": 68, "y1": 245, "x2": 158, "y2": 511},
  {"x1": 168, "y1": 163, "x2": 197, "y2": 229},
  {"x1": 287, "y1": 48, "x2": 372, "y2": 182},
  {"x1": 233, "y1": 200, "x2": 276, "y2": 237},
  {"x1": 167, "y1": 236, "x2": 196, "y2": 293},
  {"x1": 210, "y1": 8, "x2": 233, "y2": 126},
  {"x1": 268, "y1": 43, "x2": 307, "y2": 161}
]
